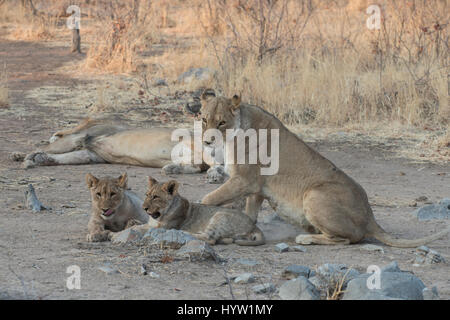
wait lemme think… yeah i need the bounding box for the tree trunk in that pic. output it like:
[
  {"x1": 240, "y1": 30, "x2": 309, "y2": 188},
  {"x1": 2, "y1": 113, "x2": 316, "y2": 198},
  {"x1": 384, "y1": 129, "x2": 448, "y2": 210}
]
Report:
[{"x1": 71, "y1": 28, "x2": 81, "y2": 53}]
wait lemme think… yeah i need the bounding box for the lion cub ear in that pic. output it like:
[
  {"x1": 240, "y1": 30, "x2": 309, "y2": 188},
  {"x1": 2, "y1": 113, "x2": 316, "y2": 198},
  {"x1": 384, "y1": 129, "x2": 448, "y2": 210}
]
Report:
[
  {"x1": 148, "y1": 176, "x2": 158, "y2": 187},
  {"x1": 86, "y1": 173, "x2": 99, "y2": 189},
  {"x1": 231, "y1": 94, "x2": 241, "y2": 112},
  {"x1": 162, "y1": 180, "x2": 179, "y2": 195},
  {"x1": 117, "y1": 173, "x2": 128, "y2": 189}
]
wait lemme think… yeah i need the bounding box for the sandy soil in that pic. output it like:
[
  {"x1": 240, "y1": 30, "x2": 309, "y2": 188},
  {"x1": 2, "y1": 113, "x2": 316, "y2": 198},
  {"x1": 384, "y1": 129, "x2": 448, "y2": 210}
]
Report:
[{"x1": 0, "y1": 32, "x2": 449, "y2": 300}]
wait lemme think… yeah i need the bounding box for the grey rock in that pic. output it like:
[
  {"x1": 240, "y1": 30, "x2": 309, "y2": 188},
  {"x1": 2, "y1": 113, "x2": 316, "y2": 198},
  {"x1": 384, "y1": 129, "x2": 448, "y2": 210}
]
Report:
[
  {"x1": 178, "y1": 68, "x2": 214, "y2": 84},
  {"x1": 381, "y1": 261, "x2": 401, "y2": 273},
  {"x1": 413, "y1": 247, "x2": 445, "y2": 265},
  {"x1": 111, "y1": 228, "x2": 144, "y2": 245},
  {"x1": 175, "y1": 239, "x2": 218, "y2": 262},
  {"x1": 291, "y1": 245, "x2": 307, "y2": 253},
  {"x1": 235, "y1": 258, "x2": 261, "y2": 267},
  {"x1": 98, "y1": 264, "x2": 119, "y2": 275},
  {"x1": 412, "y1": 198, "x2": 450, "y2": 220},
  {"x1": 315, "y1": 263, "x2": 360, "y2": 289},
  {"x1": 343, "y1": 271, "x2": 426, "y2": 300},
  {"x1": 149, "y1": 272, "x2": 160, "y2": 279},
  {"x1": 275, "y1": 243, "x2": 290, "y2": 253},
  {"x1": 279, "y1": 276, "x2": 320, "y2": 300},
  {"x1": 234, "y1": 273, "x2": 255, "y2": 284},
  {"x1": 252, "y1": 283, "x2": 276, "y2": 294},
  {"x1": 152, "y1": 78, "x2": 168, "y2": 87},
  {"x1": 140, "y1": 264, "x2": 147, "y2": 275},
  {"x1": 142, "y1": 228, "x2": 196, "y2": 249},
  {"x1": 422, "y1": 287, "x2": 439, "y2": 300},
  {"x1": 282, "y1": 265, "x2": 311, "y2": 280},
  {"x1": 360, "y1": 244, "x2": 385, "y2": 253}
]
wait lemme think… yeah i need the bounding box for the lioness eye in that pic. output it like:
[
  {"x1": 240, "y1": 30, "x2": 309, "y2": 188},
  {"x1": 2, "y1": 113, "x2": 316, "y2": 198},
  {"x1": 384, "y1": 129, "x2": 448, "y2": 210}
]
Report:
[
  {"x1": 152, "y1": 195, "x2": 159, "y2": 200},
  {"x1": 110, "y1": 192, "x2": 116, "y2": 197},
  {"x1": 218, "y1": 121, "x2": 226, "y2": 127},
  {"x1": 202, "y1": 118, "x2": 207, "y2": 123},
  {"x1": 96, "y1": 192, "x2": 101, "y2": 197}
]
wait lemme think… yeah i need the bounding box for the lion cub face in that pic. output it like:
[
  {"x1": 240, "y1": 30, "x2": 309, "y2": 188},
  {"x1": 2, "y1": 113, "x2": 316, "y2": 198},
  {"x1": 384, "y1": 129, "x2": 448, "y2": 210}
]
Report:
[
  {"x1": 86, "y1": 173, "x2": 128, "y2": 220},
  {"x1": 200, "y1": 92, "x2": 241, "y2": 147},
  {"x1": 142, "y1": 177, "x2": 182, "y2": 229}
]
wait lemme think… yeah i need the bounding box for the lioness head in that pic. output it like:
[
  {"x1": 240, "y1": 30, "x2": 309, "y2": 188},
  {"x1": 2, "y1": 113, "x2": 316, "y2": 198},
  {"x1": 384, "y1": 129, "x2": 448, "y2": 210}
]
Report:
[
  {"x1": 86, "y1": 173, "x2": 128, "y2": 220},
  {"x1": 142, "y1": 177, "x2": 184, "y2": 229},
  {"x1": 200, "y1": 90, "x2": 241, "y2": 147}
]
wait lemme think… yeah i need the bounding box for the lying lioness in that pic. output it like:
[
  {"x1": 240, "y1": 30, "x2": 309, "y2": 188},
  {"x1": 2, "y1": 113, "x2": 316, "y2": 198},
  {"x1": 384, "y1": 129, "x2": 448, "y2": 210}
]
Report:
[
  {"x1": 85, "y1": 172, "x2": 157, "y2": 242},
  {"x1": 199, "y1": 91, "x2": 450, "y2": 247},
  {"x1": 142, "y1": 177, "x2": 265, "y2": 246},
  {"x1": 22, "y1": 117, "x2": 209, "y2": 175}
]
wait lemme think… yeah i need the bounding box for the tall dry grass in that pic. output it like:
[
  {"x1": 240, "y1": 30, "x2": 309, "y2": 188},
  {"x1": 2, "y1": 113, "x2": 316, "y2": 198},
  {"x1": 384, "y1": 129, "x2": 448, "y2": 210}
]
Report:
[
  {"x1": 1, "y1": 0, "x2": 448, "y2": 135},
  {"x1": 201, "y1": 0, "x2": 449, "y2": 130}
]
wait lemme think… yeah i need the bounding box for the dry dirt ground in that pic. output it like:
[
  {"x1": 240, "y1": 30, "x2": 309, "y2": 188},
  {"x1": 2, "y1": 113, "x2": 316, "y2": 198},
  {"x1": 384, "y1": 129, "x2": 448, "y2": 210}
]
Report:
[{"x1": 0, "y1": 31, "x2": 449, "y2": 300}]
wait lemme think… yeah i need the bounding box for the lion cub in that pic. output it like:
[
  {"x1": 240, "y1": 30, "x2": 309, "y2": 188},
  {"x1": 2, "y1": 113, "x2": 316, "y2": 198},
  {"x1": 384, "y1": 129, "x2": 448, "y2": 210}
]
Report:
[
  {"x1": 86, "y1": 172, "x2": 151, "y2": 242},
  {"x1": 142, "y1": 177, "x2": 265, "y2": 246}
]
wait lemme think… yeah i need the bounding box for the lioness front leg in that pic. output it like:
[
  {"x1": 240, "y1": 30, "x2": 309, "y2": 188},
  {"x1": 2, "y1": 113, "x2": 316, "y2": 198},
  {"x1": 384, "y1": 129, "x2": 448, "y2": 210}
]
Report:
[
  {"x1": 201, "y1": 176, "x2": 258, "y2": 206},
  {"x1": 24, "y1": 150, "x2": 105, "y2": 168}
]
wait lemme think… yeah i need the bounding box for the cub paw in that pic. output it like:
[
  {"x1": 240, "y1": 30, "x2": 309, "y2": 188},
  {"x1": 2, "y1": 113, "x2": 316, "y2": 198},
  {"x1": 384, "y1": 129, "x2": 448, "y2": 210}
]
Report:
[{"x1": 86, "y1": 231, "x2": 110, "y2": 242}]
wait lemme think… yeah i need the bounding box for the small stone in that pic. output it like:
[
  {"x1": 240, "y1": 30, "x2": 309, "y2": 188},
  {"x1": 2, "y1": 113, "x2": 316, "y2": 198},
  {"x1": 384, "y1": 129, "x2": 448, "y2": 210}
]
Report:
[
  {"x1": 360, "y1": 244, "x2": 385, "y2": 253},
  {"x1": 275, "y1": 243, "x2": 290, "y2": 253},
  {"x1": 422, "y1": 287, "x2": 439, "y2": 300},
  {"x1": 381, "y1": 261, "x2": 401, "y2": 273},
  {"x1": 291, "y1": 245, "x2": 307, "y2": 253},
  {"x1": 111, "y1": 228, "x2": 144, "y2": 245},
  {"x1": 252, "y1": 283, "x2": 275, "y2": 294},
  {"x1": 417, "y1": 246, "x2": 430, "y2": 253},
  {"x1": 412, "y1": 198, "x2": 450, "y2": 220},
  {"x1": 141, "y1": 228, "x2": 196, "y2": 249},
  {"x1": 140, "y1": 264, "x2": 147, "y2": 275},
  {"x1": 279, "y1": 276, "x2": 320, "y2": 300},
  {"x1": 282, "y1": 265, "x2": 311, "y2": 280},
  {"x1": 415, "y1": 196, "x2": 428, "y2": 202},
  {"x1": 234, "y1": 273, "x2": 255, "y2": 284},
  {"x1": 98, "y1": 264, "x2": 119, "y2": 275},
  {"x1": 235, "y1": 258, "x2": 261, "y2": 267},
  {"x1": 413, "y1": 247, "x2": 445, "y2": 265},
  {"x1": 343, "y1": 271, "x2": 426, "y2": 300},
  {"x1": 175, "y1": 239, "x2": 219, "y2": 262},
  {"x1": 149, "y1": 272, "x2": 160, "y2": 279}
]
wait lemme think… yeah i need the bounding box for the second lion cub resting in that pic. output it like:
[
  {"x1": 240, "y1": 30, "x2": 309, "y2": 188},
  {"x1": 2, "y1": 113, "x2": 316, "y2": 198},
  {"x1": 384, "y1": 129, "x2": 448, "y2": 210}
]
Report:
[{"x1": 142, "y1": 177, "x2": 265, "y2": 246}]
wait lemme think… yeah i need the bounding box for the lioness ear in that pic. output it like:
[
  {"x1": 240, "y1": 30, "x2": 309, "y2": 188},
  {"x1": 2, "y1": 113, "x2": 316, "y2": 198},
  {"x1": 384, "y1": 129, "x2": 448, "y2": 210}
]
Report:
[
  {"x1": 201, "y1": 88, "x2": 216, "y2": 101},
  {"x1": 162, "y1": 180, "x2": 179, "y2": 195},
  {"x1": 117, "y1": 173, "x2": 128, "y2": 189},
  {"x1": 148, "y1": 176, "x2": 158, "y2": 187},
  {"x1": 231, "y1": 94, "x2": 241, "y2": 111},
  {"x1": 86, "y1": 173, "x2": 99, "y2": 189}
]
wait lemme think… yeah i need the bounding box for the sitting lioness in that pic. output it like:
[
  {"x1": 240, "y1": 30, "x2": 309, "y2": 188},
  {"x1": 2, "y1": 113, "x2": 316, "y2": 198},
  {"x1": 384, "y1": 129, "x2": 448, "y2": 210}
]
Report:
[
  {"x1": 22, "y1": 117, "x2": 210, "y2": 175},
  {"x1": 86, "y1": 172, "x2": 157, "y2": 242},
  {"x1": 199, "y1": 91, "x2": 450, "y2": 247},
  {"x1": 142, "y1": 176, "x2": 265, "y2": 246}
]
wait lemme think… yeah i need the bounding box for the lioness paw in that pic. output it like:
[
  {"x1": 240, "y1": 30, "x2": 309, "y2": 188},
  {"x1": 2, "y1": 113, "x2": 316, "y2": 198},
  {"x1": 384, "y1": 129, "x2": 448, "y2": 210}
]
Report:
[
  {"x1": 161, "y1": 164, "x2": 183, "y2": 175},
  {"x1": 23, "y1": 152, "x2": 55, "y2": 169},
  {"x1": 206, "y1": 165, "x2": 226, "y2": 184}
]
